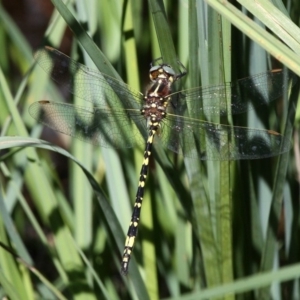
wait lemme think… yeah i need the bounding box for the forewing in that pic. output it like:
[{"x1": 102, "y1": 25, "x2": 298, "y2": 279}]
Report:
[
  {"x1": 170, "y1": 70, "x2": 297, "y2": 117},
  {"x1": 34, "y1": 47, "x2": 143, "y2": 111}
]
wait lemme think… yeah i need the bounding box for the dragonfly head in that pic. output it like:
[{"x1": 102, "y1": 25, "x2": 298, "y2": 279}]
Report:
[{"x1": 149, "y1": 64, "x2": 176, "y2": 83}]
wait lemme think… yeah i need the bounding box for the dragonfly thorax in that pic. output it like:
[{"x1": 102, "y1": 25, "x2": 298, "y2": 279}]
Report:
[
  {"x1": 142, "y1": 73, "x2": 175, "y2": 123},
  {"x1": 142, "y1": 99, "x2": 168, "y2": 123}
]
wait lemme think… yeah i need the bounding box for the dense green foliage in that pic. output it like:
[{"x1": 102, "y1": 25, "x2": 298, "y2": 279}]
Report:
[{"x1": 0, "y1": 0, "x2": 300, "y2": 299}]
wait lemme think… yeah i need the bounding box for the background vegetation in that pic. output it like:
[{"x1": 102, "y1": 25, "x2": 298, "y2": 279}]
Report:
[{"x1": 0, "y1": 0, "x2": 300, "y2": 299}]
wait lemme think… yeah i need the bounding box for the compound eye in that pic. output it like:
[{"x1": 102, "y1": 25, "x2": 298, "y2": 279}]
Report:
[
  {"x1": 162, "y1": 65, "x2": 176, "y2": 76},
  {"x1": 149, "y1": 65, "x2": 161, "y2": 80},
  {"x1": 149, "y1": 65, "x2": 161, "y2": 73}
]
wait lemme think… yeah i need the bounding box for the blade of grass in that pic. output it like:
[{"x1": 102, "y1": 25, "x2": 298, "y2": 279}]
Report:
[
  {"x1": 51, "y1": 0, "x2": 121, "y2": 79},
  {"x1": 70, "y1": 1, "x2": 94, "y2": 251},
  {"x1": 205, "y1": 0, "x2": 300, "y2": 75},
  {"x1": 160, "y1": 262, "x2": 300, "y2": 300},
  {"x1": 218, "y1": 17, "x2": 234, "y2": 288},
  {"x1": 238, "y1": 0, "x2": 300, "y2": 53},
  {"x1": 0, "y1": 199, "x2": 27, "y2": 299},
  {"x1": 0, "y1": 268, "x2": 23, "y2": 300},
  {"x1": 148, "y1": 0, "x2": 180, "y2": 68}
]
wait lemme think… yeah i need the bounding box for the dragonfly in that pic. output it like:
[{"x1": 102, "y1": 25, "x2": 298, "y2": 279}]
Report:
[{"x1": 29, "y1": 46, "x2": 295, "y2": 274}]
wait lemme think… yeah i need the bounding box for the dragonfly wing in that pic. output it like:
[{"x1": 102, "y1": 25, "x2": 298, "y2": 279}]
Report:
[
  {"x1": 35, "y1": 47, "x2": 143, "y2": 110},
  {"x1": 161, "y1": 115, "x2": 291, "y2": 160},
  {"x1": 29, "y1": 101, "x2": 146, "y2": 149},
  {"x1": 170, "y1": 70, "x2": 296, "y2": 117}
]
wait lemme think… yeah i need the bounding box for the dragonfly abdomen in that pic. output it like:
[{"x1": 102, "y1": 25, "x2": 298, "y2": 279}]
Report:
[{"x1": 121, "y1": 123, "x2": 158, "y2": 274}]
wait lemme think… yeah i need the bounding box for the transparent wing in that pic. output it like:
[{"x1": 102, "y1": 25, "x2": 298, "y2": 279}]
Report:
[
  {"x1": 170, "y1": 70, "x2": 297, "y2": 117},
  {"x1": 32, "y1": 47, "x2": 293, "y2": 159},
  {"x1": 159, "y1": 114, "x2": 291, "y2": 160},
  {"x1": 34, "y1": 47, "x2": 143, "y2": 110},
  {"x1": 29, "y1": 101, "x2": 147, "y2": 148}
]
